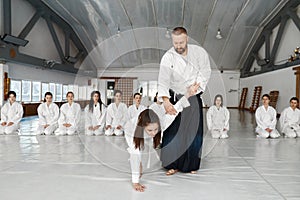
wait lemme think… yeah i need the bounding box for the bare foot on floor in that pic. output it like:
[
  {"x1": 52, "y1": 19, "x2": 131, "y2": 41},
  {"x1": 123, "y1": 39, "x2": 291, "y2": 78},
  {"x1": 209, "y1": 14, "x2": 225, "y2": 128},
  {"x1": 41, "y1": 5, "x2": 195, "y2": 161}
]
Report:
[{"x1": 166, "y1": 169, "x2": 179, "y2": 176}]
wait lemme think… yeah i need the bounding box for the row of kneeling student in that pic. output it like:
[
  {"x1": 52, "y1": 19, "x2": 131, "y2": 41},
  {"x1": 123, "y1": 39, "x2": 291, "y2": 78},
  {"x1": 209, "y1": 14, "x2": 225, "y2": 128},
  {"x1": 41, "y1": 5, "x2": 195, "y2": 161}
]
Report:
[
  {"x1": 206, "y1": 94, "x2": 300, "y2": 139},
  {"x1": 255, "y1": 94, "x2": 300, "y2": 139},
  {"x1": 37, "y1": 90, "x2": 147, "y2": 136}
]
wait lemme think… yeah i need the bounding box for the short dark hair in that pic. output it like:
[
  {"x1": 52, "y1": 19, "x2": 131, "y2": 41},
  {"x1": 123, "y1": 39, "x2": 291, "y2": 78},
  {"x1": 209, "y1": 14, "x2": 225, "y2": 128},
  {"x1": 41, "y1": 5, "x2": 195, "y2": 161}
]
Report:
[
  {"x1": 133, "y1": 93, "x2": 141, "y2": 98},
  {"x1": 262, "y1": 94, "x2": 270, "y2": 100},
  {"x1": 172, "y1": 27, "x2": 187, "y2": 35},
  {"x1": 66, "y1": 91, "x2": 74, "y2": 97},
  {"x1": 44, "y1": 92, "x2": 53, "y2": 98},
  {"x1": 114, "y1": 90, "x2": 122, "y2": 96},
  {"x1": 290, "y1": 97, "x2": 299, "y2": 103},
  {"x1": 8, "y1": 91, "x2": 16, "y2": 97}
]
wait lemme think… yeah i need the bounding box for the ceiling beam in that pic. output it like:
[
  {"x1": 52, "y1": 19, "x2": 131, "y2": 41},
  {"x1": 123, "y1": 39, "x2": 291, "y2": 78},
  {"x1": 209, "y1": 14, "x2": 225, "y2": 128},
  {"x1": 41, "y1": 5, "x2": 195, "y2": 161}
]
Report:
[
  {"x1": 18, "y1": 11, "x2": 41, "y2": 39},
  {"x1": 287, "y1": 9, "x2": 300, "y2": 32},
  {"x1": 45, "y1": 17, "x2": 65, "y2": 62},
  {"x1": 0, "y1": 42, "x2": 78, "y2": 74},
  {"x1": 241, "y1": 0, "x2": 300, "y2": 78},
  {"x1": 0, "y1": 0, "x2": 97, "y2": 75},
  {"x1": 3, "y1": 0, "x2": 11, "y2": 34}
]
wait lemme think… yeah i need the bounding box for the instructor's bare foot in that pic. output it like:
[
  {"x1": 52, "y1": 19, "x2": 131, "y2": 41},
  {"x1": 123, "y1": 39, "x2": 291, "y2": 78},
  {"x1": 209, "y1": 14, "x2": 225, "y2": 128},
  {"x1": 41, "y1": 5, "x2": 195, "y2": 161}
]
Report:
[
  {"x1": 166, "y1": 169, "x2": 178, "y2": 176},
  {"x1": 190, "y1": 171, "x2": 197, "y2": 174}
]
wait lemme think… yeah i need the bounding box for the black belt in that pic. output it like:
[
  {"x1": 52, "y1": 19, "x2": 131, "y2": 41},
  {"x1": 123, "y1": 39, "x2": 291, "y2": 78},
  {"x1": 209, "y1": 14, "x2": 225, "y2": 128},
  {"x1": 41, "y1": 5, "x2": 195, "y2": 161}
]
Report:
[{"x1": 169, "y1": 89, "x2": 203, "y2": 104}]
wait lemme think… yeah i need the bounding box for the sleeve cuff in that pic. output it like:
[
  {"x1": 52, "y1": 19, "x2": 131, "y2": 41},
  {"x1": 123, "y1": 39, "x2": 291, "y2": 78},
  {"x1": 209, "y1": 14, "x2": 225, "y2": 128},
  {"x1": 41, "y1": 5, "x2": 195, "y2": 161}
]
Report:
[
  {"x1": 178, "y1": 96, "x2": 190, "y2": 108},
  {"x1": 132, "y1": 174, "x2": 139, "y2": 183}
]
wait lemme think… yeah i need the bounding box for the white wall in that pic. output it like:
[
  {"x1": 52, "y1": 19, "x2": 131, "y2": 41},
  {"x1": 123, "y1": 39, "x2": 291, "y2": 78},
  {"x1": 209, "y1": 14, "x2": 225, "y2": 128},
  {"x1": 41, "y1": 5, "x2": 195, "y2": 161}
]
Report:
[
  {"x1": 8, "y1": 63, "x2": 90, "y2": 86},
  {"x1": 203, "y1": 70, "x2": 240, "y2": 107},
  {"x1": 240, "y1": 66, "x2": 296, "y2": 113}
]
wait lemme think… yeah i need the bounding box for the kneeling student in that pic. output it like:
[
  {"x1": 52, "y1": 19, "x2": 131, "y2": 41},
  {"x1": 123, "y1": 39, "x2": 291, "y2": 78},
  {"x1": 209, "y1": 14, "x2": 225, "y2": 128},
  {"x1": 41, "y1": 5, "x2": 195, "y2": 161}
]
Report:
[
  {"x1": 37, "y1": 92, "x2": 59, "y2": 135},
  {"x1": 85, "y1": 91, "x2": 106, "y2": 136},
  {"x1": 280, "y1": 97, "x2": 300, "y2": 138},
  {"x1": 206, "y1": 94, "x2": 230, "y2": 139},
  {"x1": 255, "y1": 94, "x2": 280, "y2": 138},
  {"x1": 0, "y1": 91, "x2": 23, "y2": 135},
  {"x1": 57, "y1": 92, "x2": 81, "y2": 136}
]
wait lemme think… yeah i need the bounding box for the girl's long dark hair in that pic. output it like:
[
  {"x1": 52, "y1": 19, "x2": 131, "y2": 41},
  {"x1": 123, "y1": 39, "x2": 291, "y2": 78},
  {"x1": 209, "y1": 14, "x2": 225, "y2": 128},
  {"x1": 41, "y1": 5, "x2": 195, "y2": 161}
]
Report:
[
  {"x1": 133, "y1": 109, "x2": 161, "y2": 150},
  {"x1": 89, "y1": 91, "x2": 106, "y2": 112}
]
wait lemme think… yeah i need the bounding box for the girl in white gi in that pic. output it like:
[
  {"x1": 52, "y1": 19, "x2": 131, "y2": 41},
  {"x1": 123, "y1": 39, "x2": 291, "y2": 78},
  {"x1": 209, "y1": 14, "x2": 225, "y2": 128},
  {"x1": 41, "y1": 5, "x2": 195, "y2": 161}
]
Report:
[
  {"x1": 127, "y1": 93, "x2": 146, "y2": 120},
  {"x1": 85, "y1": 91, "x2": 106, "y2": 136},
  {"x1": 255, "y1": 94, "x2": 280, "y2": 138},
  {"x1": 280, "y1": 97, "x2": 300, "y2": 138},
  {"x1": 37, "y1": 92, "x2": 59, "y2": 135},
  {"x1": 105, "y1": 90, "x2": 128, "y2": 136},
  {"x1": 125, "y1": 85, "x2": 196, "y2": 192},
  {"x1": 0, "y1": 91, "x2": 23, "y2": 135},
  {"x1": 206, "y1": 94, "x2": 230, "y2": 139},
  {"x1": 57, "y1": 91, "x2": 81, "y2": 136}
]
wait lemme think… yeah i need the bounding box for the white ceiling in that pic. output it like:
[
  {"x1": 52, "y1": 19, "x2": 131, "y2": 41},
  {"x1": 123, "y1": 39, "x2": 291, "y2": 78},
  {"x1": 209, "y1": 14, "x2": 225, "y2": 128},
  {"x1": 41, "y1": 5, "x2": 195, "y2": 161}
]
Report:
[{"x1": 42, "y1": 0, "x2": 289, "y2": 70}]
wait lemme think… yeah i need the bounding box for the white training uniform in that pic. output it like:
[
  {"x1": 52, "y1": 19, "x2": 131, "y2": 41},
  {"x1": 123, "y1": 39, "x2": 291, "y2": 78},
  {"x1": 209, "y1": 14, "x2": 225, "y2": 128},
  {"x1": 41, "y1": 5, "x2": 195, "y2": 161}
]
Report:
[
  {"x1": 125, "y1": 96, "x2": 190, "y2": 183},
  {"x1": 57, "y1": 102, "x2": 81, "y2": 135},
  {"x1": 280, "y1": 107, "x2": 300, "y2": 138},
  {"x1": 0, "y1": 101, "x2": 23, "y2": 134},
  {"x1": 127, "y1": 104, "x2": 146, "y2": 120},
  {"x1": 84, "y1": 103, "x2": 106, "y2": 136},
  {"x1": 105, "y1": 102, "x2": 128, "y2": 136},
  {"x1": 157, "y1": 44, "x2": 211, "y2": 101},
  {"x1": 255, "y1": 105, "x2": 280, "y2": 138},
  {"x1": 149, "y1": 103, "x2": 165, "y2": 120},
  {"x1": 37, "y1": 102, "x2": 59, "y2": 135},
  {"x1": 206, "y1": 105, "x2": 230, "y2": 139}
]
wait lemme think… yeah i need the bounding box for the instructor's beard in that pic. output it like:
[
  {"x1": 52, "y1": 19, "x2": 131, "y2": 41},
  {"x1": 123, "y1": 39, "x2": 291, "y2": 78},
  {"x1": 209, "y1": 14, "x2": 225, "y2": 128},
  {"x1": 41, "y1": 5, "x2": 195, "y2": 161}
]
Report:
[{"x1": 175, "y1": 45, "x2": 187, "y2": 55}]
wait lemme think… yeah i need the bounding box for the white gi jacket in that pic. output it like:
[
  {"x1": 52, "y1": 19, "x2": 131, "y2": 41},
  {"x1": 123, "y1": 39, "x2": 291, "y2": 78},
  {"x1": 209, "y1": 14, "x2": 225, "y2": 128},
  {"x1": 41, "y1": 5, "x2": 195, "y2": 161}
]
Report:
[
  {"x1": 85, "y1": 103, "x2": 106, "y2": 128},
  {"x1": 255, "y1": 105, "x2": 277, "y2": 131},
  {"x1": 206, "y1": 106, "x2": 230, "y2": 131},
  {"x1": 106, "y1": 102, "x2": 128, "y2": 128},
  {"x1": 127, "y1": 104, "x2": 146, "y2": 120},
  {"x1": 58, "y1": 102, "x2": 81, "y2": 129},
  {"x1": 37, "y1": 102, "x2": 59, "y2": 126},
  {"x1": 158, "y1": 44, "x2": 211, "y2": 100},
  {"x1": 1, "y1": 101, "x2": 23, "y2": 124},
  {"x1": 280, "y1": 107, "x2": 300, "y2": 132}
]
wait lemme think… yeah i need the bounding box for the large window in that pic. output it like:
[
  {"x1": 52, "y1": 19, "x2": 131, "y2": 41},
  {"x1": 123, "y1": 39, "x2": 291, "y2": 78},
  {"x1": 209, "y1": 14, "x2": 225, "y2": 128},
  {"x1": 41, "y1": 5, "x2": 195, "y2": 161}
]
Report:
[
  {"x1": 79, "y1": 86, "x2": 87, "y2": 100},
  {"x1": 10, "y1": 79, "x2": 83, "y2": 103},
  {"x1": 55, "y1": 84, "x2": 62, "y2": 101},
  {"x1": 21, "y1": 80, "x2": 31, "y2": 102},
  {"x1": 62, "y1": 85, "x2": 68, "y2": 100},
  {"x1": 41, "y1": 83, "x2": 49, "y2": 99},
  {"x1": 73, "y1": 85, "x2": 79, "y2": 100},
  {"x1": 49, "y1": 83, "x2": 56, "y2": 100},
  {"x1": 10, "y1": 80, "x2": 21, "y2": 101},
  {"x1": 32, "y1": 82, "x2": 41, "y2": 102}
]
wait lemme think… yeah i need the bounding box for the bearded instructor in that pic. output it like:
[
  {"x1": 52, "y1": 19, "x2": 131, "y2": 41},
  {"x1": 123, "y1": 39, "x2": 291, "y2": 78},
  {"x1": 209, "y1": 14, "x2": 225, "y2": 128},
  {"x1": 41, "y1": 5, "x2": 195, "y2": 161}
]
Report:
[{"x1": 158, "y1": 27, "x2": 211, "y2": 175}]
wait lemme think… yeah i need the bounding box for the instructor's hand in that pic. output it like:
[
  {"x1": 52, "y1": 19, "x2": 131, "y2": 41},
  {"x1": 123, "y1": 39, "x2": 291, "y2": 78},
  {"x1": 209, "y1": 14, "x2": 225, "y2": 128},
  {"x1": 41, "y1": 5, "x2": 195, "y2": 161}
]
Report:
[
  {"x1": 133, "y1": 183, "x2": 146, "y2": 192},
  {"x1": 186, "y1": 82, "x2": 200, "y2": 98},
  {"x1": 163, "y1": 100, "x2": 177, "y2": 115}
]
